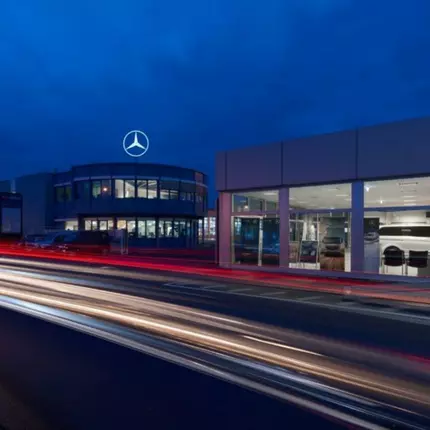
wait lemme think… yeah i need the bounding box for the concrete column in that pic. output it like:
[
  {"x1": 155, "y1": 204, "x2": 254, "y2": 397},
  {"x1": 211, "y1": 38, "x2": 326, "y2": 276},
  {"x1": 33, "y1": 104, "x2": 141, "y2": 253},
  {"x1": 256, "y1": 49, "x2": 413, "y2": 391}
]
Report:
[
  {"x1": 351, "y1": 181, "x2": 364, "y2": 273},
  {"x1": 279, "y1": 187, "x2": 290, "y2": 267},
  {"x1": 218, "y1": 192, "x2": 232, "y2": 267}
]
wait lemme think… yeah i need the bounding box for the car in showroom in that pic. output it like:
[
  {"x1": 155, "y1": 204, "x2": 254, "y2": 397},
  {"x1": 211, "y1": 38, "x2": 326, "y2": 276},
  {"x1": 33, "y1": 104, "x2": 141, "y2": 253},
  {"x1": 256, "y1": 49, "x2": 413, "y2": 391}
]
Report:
[
  {"x1": 379, "y1": 224, "x2": 430, "y2": 255},
  {"x1": 319, "y1": 236, "x2": 346, "y2": 257}
]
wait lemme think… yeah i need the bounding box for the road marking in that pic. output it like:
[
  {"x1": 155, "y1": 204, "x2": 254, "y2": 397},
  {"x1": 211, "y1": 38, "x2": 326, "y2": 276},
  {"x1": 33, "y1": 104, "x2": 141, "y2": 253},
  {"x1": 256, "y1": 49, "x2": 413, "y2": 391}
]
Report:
[
  {"x1": 229, "y1": 288, "x2": 254, "y2": 294},
  {"x1": 339, "y1": 301, "x2": 359, "y2": 306},
  {"x1": 202, "y1": 284, "x2": 227, "y2": 290},
  {"x1": 163, "y1": 283, "x2": 430, "y2": 325},
  {"x1": 299, "y1": 295, "x2": 323, "y2": 301},
  {"x1": 243, "y1": 335, "x2": 323, "y2": 357},
  {"x1": 163, "y1": 282, "x2": 190, "y2": 288},
  {"x1": 261, "y1": 291, "x2": 286, "y2": 297}
]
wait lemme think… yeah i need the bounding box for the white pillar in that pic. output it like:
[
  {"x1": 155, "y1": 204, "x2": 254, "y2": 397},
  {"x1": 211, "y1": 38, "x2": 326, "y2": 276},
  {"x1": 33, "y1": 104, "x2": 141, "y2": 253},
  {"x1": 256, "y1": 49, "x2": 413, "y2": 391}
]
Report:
[
  {"x1": 279, "y1": 187, "x2": 290, "y2": 267},
  {"x1": 218, "y1": 192, "x2": 232, "y2": 267},
  {"x1": 351, "y1": 181, "x2": 364, "y2": 273}
]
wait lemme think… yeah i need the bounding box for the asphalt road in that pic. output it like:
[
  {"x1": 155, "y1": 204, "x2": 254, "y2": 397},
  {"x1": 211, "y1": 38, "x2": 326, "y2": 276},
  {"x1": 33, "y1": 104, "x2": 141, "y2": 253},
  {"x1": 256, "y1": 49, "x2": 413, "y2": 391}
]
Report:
[
  {"x1": 0, "y1": 306, "x2": 345, "y2": 430},
  {"x1": 0, "y1": 256, "x2": 429, "y2": 428},
  {"x1": 0, "y1": 256, "x2": 429, "y2": 357}
]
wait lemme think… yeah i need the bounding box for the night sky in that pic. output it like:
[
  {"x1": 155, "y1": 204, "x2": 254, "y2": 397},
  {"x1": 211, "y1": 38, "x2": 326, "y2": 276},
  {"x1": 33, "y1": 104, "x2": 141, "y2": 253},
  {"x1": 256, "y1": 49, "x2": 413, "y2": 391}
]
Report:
[{"x1": 1, "y1": 1, "x2": 430, "y2": 201}]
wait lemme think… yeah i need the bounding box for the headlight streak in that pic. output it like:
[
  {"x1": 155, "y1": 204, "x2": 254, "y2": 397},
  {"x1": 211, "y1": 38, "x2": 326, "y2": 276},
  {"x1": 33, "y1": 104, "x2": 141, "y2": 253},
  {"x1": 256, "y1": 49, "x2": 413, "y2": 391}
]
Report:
[
  {"x1": 0, "y1": 282, "x2": 428, "y2": 411},
  {"x1": 0, "y1": 265, "x2": 429, "y2": 428}
]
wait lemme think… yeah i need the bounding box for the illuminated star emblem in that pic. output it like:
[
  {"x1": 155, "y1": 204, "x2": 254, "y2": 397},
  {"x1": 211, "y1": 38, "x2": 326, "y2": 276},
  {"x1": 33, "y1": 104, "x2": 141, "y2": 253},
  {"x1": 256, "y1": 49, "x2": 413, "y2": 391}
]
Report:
[{"x1": 122, "y1": 130, "x2": 150, "y2": 157}]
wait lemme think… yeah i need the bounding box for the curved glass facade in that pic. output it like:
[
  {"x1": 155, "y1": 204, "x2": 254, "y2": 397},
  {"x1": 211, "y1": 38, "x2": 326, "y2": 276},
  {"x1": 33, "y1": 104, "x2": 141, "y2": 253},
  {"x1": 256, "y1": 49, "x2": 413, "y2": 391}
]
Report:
[{"x1": 52, "y1": 163, "x2": 208, "y2": 249}]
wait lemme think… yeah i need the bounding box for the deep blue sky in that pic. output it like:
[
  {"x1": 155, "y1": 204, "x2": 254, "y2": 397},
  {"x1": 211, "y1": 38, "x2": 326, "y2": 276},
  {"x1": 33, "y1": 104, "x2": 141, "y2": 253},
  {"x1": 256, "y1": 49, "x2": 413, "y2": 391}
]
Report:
[{"x1": 1, "y1": 1, "x2": 430, "y2": 199}]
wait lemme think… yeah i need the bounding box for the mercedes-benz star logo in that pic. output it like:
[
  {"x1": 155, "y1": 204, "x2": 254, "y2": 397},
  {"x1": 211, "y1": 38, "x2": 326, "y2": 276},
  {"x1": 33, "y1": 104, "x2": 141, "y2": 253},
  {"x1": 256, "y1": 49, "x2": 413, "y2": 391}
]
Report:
[{"x1": 123, "y1": 130, "x2": 150, "y2": 157}]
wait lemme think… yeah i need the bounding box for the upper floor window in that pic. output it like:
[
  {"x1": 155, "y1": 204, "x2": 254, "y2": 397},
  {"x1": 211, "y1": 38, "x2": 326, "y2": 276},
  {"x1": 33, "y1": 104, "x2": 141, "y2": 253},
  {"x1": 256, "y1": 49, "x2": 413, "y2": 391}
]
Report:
[
  {"x1": 180, "y1": 192, "x2": 195, "y2": 202},
  {"x1": 92, "y1": 181, "x2": 101, "y2": 198},
  {"x1": 137, "y1": 180, "x2": 148, "y2": 198},
  {"x1": 160, "y1": 180, "x2": 179, "y2": 200},
  {"x1": 195, "y1": 186, "x2": 207, "y2": 206},
  {"x1": 148, "y1": 180, "x2": 158, "y2": 199},
  {"x1": 75, "y1": 181, "x2": 90, "y2": 200},
  {"x1": 64, "y1": 185, "x2": 72, "y2": 201},
  {"x1": 101, "y1": 180, "x2": 111, "y2": 196},
  {"x1": 115, "y1": 179, "x2": 136, "y2": 198},
  {"x1": 55, "y1": 187, "x2": 64, "y2": 203},
  {"x1": 55, "y1": 185, "x2": 72, "y2": 203}
]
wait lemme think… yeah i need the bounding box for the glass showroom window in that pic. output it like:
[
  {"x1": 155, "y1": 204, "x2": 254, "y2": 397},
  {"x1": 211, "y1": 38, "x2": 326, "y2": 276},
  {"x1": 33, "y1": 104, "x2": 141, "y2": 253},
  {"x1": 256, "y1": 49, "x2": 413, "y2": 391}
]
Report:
[
  {"x1": 98, "y1": 219, "x2": 113, "y2": 231},
  {"x1": 84, "y1": 218, "x2": 113, "y2": 231},
  {"x1": 117, "y1": 218, "x2": 136, "y2": 237},
  {"x1": 289, "y1": 183, "x2": 352, "y2": 272},
  {"x1": 84, "y1": 218, "x2": 98, "y2": 230},
  {"x1": 198, "y1": 219, "x2": 203, "y2": 242},
  {"x1": 147, "y1": 219, "x2": 156, "y2": 238},
  {"x1": 203, "y1": 216, "x2": 216, "y2": 242},
  {"x1": 176, "y1": 219, "x2": 190, "y2": 237},
  {"x1": 136, "y1": 218, "x2": 157, "y2": 239},
  {"x1": 65, "y1": 220, "x2": 78, "y2": 231},
  {"x1": 137, "y1": 219, "x2": 146, "y2": 237},
  {"x1": 159, "y1": 219, "x2": 174, "y2": 237},
  {"x1": 363, "y1": 176, "x2": 430, "y2": 277},
  {"x1": 232, "y1": 190, "x2": 279, "y2": 267}
]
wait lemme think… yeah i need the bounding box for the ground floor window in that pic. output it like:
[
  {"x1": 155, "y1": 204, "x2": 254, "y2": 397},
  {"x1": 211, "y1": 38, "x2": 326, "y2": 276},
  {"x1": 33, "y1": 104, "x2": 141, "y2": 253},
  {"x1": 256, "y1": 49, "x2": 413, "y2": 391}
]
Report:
[
  {"x1": 65, "y1": 220, "x2": 78, "y2": 231},
  {"x1": 159, "y1": 219, "x2": 193, "y2": 238},
  {"x1": 117, "y1": 218, "x2": 136, "y2": 236},
  {"x1": 289, "y1": 212, "x2": 351, "y2": 272},
  {"x1": 364, "y1": 209, "x2": 430, "y2": 277},
  {"x1": 233, "y1": 216, "x2": 279, "y2": 266},
  {"x1": 77, "y1": 216, "x2": 200, "y2": 246},
  {"x1": 84, "y1": 218, "x2": 114, "y2": 231},
  {"x1": 363, "y1": 175, "x2": 430, "y2": 277},
  {"x1": 223, "y1": 179, "x2": 430, "y2": 277},
  {"x1": 137, "y1": 218, "x2": 156, "y2": 238}
]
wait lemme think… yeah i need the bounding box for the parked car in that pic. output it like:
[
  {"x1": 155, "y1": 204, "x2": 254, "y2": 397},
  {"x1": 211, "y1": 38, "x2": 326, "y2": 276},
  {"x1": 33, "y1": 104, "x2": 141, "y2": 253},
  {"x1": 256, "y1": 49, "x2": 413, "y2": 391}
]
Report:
[
  {"x1": 16, "y1": 234, "x2": 47, "y2": 248},
  {"x1": 54, "y1": 230, "x2": 111, "y2": 255},
  {"x1": 33, "y1": 232, "x2": 70, "y2": 250},
  {"x1": 379, "y1": 224, "x2": 430, "y2": 256}
]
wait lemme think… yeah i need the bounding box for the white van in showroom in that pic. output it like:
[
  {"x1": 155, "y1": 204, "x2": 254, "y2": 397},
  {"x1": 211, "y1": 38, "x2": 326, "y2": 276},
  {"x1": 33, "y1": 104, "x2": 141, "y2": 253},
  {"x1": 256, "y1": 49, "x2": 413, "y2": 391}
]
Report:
[{"x1": 379, "y1": 224, "x2": 430, "y2": 255}]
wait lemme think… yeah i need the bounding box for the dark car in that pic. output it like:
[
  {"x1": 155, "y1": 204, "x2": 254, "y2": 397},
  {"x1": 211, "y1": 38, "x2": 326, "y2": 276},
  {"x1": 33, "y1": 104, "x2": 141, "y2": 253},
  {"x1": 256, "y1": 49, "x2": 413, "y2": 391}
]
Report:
[
  {"x1": 54, "y1": 230, "x2": 111, "y2": 255},
  {"x1": 17, "y1": 234, "x2": 47, "y2": 248},
  {"x1": 320, "y1": 236, "x2": 345, "y2": 257}
]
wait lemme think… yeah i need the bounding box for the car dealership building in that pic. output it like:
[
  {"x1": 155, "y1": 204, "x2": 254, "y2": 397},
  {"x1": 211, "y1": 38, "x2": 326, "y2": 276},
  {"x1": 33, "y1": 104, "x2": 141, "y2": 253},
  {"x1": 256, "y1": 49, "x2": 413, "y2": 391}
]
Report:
[
  {"x1": 216, "y1": 116, "x2": 430, "y2": 279},
  {"x1": 0, "y1": 162, "x2": 208, "y2": 249}
]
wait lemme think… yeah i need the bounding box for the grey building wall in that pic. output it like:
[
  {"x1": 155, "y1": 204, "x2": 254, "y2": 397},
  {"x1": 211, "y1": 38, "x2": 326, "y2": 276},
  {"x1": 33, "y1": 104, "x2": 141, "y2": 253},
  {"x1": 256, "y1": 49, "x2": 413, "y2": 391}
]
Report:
[
  {"x1": 0, "y1": 180, "x2": 11, "y2": 193},
  {"x1": 15, "y1": 173, "x2": 54, "y2": 235},
  {"x1": 216, "y1": 116, "x2": 430, "y2": 191}
]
